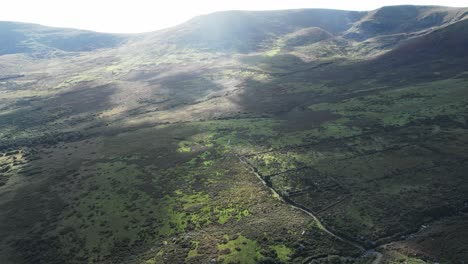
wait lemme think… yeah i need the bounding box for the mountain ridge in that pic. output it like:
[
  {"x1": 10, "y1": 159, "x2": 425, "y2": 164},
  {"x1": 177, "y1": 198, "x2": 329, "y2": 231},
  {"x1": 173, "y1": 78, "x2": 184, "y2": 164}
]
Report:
[
  {"x1": 0, "y1": 21, "x2": 128, "y2": 57},
  {"x1": 2, "y1": 5, "x2": 467, "y2": 56}
]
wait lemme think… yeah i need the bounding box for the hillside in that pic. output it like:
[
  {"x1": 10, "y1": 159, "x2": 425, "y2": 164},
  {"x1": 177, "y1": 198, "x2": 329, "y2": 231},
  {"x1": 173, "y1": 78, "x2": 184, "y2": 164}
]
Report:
[
  {"x1": 0, "y1": 5, "x2": 467, "y2": 264},
  {"x1": 0, "y1": 21, "x2": 128, "y2": 56},
  {"x1": 140, "y1": 9, "x2": 363, "y2": 52},
  {"x1": 344, "y1": 5, "x2": 468, "y2": 39}
]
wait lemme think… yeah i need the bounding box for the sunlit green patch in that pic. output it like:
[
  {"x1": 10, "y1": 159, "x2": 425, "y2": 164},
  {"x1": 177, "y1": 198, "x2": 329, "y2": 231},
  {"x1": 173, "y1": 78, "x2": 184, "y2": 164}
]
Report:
[
  {"x1": 202, "y1": 160, "x2": 214, "y2": 167},
  {"x1": 385, "y1": 252, "x2": 428, "y2": 264},
  {"x1": 158, "y1": 191, "x2": 212, "y2": 234},
  {"x1": 144, "y1": 258, "x2": 157, "y2": 264},
  {"x1": 249, "y1": 152, "x2": 300, "y2": 176},
  {"x1": 52, "y1": 160, "x2": 218, "y2": 261},
  {"x1": 0, "y1": 148, "x2": 29, "y2": 185},
  {"x1": 270, "y1": 244, "x2": 293, "y2": 262},
  {"x1": 177, "y1": 141, "x2": 192, "y2": 153},
  {"x1": 186, "y1": 240, "x2": 200, "y2": 259},
  {"x1": 183, "y1": 150, "x2": 217, "y2": 168},
  {"x1": 178, "y1": 118, "x2": 284, "y2": 154},
  {"x1": 264, "y1": 48, "x2": 281, "y2": 57},
  {"x1": 215, "y1": 207, "x2": 250, "y2": 224},
  {"x1": 218, "y1": 235, "x2": 264, "y2": 264}
]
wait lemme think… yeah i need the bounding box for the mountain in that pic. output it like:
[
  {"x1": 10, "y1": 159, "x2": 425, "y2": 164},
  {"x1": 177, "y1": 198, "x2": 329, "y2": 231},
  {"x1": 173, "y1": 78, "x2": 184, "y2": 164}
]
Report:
[
  {"x1": 0, "y1": 5, "x2": 468, "y2": 264},
  {"x1": 137, "y1": 5, "x2": 467, "y2": 53},
  {"x1": 344, "y1": 5, "x2": 468, "y2": 39},
  {"x1": 140, "y1": 9, "x2": 364, "y2": 52},
  {"x1": 0, "y1": 21, "x2": 128, "y2": 56},
  {"x1": 377, "y1": 17, "x2": 468, "y2": 64}
]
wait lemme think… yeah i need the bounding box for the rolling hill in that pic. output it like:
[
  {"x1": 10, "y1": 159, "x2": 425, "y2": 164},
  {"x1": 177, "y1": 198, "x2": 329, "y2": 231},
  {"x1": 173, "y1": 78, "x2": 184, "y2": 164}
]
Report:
[{"x1": 0, "y1": 21, "x2": 128, "y2": 56}]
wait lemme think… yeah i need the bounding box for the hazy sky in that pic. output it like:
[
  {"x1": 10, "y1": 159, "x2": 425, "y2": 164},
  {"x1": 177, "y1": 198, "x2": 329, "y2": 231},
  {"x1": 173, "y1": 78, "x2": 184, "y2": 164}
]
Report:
[{"x1": 2, "y1": 0, "x2": 467, "y2": 33}]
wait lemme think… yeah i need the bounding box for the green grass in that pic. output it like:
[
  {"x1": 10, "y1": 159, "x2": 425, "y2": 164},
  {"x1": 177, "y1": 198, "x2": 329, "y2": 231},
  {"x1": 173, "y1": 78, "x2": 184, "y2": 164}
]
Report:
[
  {"x1": 186, "y1": 240, "x2": 200, "y2": 259},
  {"x1": 270, "y1": 244, "x2": 292, "y2": 262},
  {"x1": 309, "y1": 78, "x2": 468, "y2": 127},
  {"x1": 216, "y1": 207, "x2": 250, "y2": 224},
  {"x1": 218, "y1": 235, "x2": 264, "y2": 264}
]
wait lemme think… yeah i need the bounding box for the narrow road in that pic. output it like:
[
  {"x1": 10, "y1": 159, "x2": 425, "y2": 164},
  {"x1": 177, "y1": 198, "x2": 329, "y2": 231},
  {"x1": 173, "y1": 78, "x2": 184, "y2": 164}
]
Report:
[
  {"x1": 237, "y1": 155, "x2": 366, "y2": 252},
  {"x1": 372, "y1": 251, "x2": 383, "y2": 264},
  {"x1": 237, "y1": 154, "x2": 449, "y2": 264}
]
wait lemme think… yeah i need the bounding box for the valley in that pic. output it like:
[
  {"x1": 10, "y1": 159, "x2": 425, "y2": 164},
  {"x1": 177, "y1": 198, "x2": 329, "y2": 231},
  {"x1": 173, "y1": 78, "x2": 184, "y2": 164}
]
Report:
[{"x1": 0, "y1": 5, "x2": 467, "y2": 263}]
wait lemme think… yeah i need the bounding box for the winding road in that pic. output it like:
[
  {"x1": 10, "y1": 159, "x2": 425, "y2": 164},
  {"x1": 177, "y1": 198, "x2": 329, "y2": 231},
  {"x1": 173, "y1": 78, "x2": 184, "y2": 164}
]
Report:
[{"x1": 236, "y1": 155, "x2": 378, "y2": 260}]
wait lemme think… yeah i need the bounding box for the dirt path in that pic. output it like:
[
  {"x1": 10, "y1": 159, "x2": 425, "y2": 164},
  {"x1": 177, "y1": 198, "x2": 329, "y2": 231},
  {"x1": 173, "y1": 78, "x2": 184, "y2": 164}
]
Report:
[
  {"x1": 371, "y1": 251, "x2": 383, "y2": 264},
  {"x1": 237, "y1": 153, "x2": 459, "y2": 264},
  {"x1": 237, "y1": 154, "x2": 391, "y2": 263},
  {"x1": 237, "y1": 155, "x2": 366, "y2": 252}
]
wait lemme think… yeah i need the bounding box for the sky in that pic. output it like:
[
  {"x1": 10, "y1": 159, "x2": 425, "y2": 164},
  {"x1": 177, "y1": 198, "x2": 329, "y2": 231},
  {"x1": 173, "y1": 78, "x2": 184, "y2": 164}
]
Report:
[{"x1": 1, "y1": 0, "x2": 467, "y2": 33}]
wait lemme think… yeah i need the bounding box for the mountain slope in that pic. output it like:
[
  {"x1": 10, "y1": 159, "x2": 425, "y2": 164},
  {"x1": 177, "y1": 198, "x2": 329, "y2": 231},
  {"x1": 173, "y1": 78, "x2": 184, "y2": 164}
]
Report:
[
  {"x1": 136, "y1": 5, "x2": 468, "y2": 54},
  {"x1": 0, "y1": 21, "x2": 128, "y2": 56},
  {"x1": 141, "y1": 9, "x2": 364, "y2": 52},
  {"x1": 377, "y1": 18, "x2": 468, "y2": 64},
  {"x1": 344, "y1": 5, "x2": 468, "y2": 39}
]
